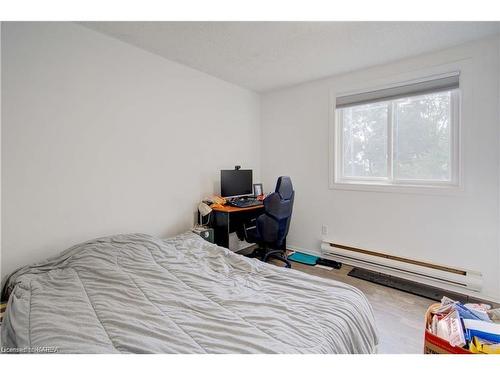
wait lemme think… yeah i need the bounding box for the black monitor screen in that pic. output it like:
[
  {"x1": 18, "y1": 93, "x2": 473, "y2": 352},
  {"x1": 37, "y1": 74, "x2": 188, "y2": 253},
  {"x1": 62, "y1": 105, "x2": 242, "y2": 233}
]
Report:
[{"x1": 221, "y1": 170, "x2": 253, "y2": 197}]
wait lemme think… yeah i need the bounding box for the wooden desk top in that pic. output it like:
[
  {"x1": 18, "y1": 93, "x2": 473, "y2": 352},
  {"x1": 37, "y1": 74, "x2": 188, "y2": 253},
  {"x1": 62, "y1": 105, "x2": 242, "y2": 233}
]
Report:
[{"x1": 211, "y1": 204, "x2": 264, "y2": 213}]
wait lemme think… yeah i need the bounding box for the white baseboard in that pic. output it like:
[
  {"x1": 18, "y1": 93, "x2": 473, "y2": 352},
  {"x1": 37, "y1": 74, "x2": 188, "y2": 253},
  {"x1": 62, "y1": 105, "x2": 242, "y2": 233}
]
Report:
[{"x1": 286, "y1": 243, "x2": 500, "y2": 304}]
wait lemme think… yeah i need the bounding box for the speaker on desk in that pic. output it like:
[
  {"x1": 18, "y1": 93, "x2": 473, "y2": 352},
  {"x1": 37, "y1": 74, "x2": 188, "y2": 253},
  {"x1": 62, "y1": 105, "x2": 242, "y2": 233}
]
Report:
[{"x1": 192, "y1": 226, "x2": 215, "y2": 244}]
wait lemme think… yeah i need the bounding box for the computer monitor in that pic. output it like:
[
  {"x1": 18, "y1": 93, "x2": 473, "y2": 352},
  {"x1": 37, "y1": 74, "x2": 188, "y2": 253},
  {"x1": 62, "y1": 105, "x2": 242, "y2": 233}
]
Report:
[{"x1": 221, "y1": 169, "x2": 253, "y2": 198}]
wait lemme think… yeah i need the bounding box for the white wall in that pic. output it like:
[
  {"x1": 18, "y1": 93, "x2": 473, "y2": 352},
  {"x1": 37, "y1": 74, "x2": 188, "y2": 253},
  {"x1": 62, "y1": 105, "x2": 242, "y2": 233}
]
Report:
[
  {"x1": 2, "y1": 22, "x2": 499, "y2": 302},
  {"x1": 261, "y1": 36, "x2": 500, "y2": 301},
  {"x1": 1, "y1": 22, "x2": 261, "y2": 278},
  {"x1": 0, "y1": 24, "x2": 3, "y2": 281},
  {"x1": 498, "y1": 35, "x2": 500, "y2": 298}
]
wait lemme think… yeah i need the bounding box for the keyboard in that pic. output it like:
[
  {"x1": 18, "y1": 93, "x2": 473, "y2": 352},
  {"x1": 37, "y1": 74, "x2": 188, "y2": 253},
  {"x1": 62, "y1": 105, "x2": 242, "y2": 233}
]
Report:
[{"x1": 228, "y1": 198, "x2": 262, "y2": 208}]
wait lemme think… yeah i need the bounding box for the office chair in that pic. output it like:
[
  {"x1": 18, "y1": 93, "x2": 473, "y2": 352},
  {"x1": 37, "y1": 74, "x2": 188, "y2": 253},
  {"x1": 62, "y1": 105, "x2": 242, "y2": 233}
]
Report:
[{"x1": 244, "y1": 176, "x2": 294, "y2": 268}]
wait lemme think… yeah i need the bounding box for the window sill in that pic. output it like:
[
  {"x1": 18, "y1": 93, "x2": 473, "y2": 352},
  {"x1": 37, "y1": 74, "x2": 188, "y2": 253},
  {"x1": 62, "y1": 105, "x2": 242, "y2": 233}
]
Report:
[{"x1": 330, "y1": 180, "x2": 463, "y2": 195}]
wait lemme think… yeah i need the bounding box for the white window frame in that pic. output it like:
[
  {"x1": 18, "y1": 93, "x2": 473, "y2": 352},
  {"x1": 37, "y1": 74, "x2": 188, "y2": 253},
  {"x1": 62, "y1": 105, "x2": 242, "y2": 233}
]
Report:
[{"x1": 330, "y1": 74, "x2": 462, "y2": 194}]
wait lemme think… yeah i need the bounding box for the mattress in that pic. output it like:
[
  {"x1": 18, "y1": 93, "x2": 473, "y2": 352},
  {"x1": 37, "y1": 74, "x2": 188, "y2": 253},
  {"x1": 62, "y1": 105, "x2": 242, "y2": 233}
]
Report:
[{"x1": 1, "y1": 232, "x2": 378, "y2": 353}]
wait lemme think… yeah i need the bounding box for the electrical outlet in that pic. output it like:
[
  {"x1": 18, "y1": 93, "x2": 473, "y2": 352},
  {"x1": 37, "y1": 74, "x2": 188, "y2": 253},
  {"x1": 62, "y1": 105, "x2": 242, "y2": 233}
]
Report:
[{"x1": 321, "y1": 225, "x2": 328, "y2": 236}]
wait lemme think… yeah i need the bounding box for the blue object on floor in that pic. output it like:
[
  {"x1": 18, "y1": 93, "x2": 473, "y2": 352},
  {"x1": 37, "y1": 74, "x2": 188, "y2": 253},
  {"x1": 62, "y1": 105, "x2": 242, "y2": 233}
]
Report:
[{"x1": 288, "y1": 252, "x2": 318, "y2": 265}]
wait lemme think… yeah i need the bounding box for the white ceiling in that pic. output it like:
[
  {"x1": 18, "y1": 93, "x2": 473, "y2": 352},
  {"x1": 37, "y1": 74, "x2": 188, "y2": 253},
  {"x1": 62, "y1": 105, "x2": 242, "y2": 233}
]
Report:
[{"x1": 81, "y1": 22, "x2": 500, "y2": 92}]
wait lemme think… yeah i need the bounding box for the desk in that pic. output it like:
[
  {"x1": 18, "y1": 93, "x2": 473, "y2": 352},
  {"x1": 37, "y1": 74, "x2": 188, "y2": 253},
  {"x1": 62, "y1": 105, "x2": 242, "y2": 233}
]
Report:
[{"x1": 210, "y1": 204, "x2": 264, "y2": 249}]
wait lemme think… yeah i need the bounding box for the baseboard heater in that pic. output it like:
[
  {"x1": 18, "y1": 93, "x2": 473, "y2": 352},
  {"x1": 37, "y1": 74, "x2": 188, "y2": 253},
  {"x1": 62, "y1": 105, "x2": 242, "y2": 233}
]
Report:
[{"x1": 321, "y1": 241, "x2": 482, "y2": 292}]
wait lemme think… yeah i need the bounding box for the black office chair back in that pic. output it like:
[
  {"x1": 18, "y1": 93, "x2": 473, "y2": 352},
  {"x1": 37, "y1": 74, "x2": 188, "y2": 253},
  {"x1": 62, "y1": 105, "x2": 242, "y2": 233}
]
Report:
[{"x1": 256, "y1": 176, "x2": 294, "y2": 248}]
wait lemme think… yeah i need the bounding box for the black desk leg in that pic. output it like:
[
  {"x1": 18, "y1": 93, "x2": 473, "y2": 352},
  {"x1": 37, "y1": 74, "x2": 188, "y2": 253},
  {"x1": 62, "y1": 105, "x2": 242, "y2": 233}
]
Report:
[{"x1": 213, "y1": 211, "x2": 230, "y2": 248}]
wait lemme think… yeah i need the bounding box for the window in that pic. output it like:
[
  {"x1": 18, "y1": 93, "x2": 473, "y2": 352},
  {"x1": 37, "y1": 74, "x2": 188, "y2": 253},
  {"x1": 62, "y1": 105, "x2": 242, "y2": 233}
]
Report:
[{"x1": 333, "y1": 74, "x2": 460, "y2": 190}]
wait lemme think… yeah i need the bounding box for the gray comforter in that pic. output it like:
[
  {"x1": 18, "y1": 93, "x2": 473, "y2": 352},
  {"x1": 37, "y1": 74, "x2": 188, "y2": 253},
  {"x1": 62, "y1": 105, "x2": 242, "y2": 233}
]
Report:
[{"x1": 1, "y1": 232, "x2": 378, "y2": 353}]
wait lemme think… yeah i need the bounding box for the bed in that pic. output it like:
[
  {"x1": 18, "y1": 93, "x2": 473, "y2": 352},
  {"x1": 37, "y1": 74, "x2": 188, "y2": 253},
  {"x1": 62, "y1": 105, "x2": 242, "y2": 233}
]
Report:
[{"x1": 1, "y1": 232, "x2": 378, "y2": 353}]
